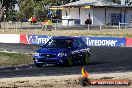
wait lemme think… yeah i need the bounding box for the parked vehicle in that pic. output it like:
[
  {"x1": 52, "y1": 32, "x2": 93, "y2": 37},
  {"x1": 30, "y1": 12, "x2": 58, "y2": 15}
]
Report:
[{"x1": 33, "y1": 36, "x2": 90, "y2": 67}]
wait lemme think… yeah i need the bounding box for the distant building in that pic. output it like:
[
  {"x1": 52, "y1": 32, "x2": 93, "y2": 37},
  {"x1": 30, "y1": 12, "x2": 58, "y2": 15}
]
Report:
[
  {"x1": 51, "y1": 0, "x2": 132, "y2": 26},
  {"x1": 121, "y1": 0, "x2": 125, "y2": 5}
]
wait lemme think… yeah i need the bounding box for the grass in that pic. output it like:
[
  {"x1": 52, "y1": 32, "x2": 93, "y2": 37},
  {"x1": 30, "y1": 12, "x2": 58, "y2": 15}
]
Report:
[
  {"x1": 0, "y1": 52, "x2": 33, "y2": 67},
  {"x1": 0, "y1": 28, "x2": 132, "y2": 37}
]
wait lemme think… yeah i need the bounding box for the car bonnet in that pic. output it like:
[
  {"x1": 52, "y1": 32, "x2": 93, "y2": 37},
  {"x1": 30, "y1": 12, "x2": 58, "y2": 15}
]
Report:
[{"x1": 36, "y1": 48, "x2": 71, "y2": 55}]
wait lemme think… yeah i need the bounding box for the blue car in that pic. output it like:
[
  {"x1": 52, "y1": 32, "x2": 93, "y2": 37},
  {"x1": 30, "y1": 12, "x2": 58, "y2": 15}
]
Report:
[{"x1": 33, "y1": 36, "x2": 90, "y2": 67}]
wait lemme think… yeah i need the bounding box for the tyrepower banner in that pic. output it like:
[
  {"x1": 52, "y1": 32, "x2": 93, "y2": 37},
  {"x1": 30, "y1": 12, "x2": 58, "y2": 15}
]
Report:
[
  {"x1": 20, "y1": 34, "x2": 126, "y2": 46},
  {"x1": 126, "y1": 38, "x2": 132, "y2": 46},
  {"x1": 20, "y1": 34, "x2": 52, "y2": 44},
  {"x1": 82, "y1": 37, "x2": 126, "y2": 46}
]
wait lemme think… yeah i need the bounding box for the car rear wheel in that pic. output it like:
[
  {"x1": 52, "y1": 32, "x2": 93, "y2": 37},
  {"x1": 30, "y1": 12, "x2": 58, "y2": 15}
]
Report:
[
  {"x1": 35, "y1": 63, "x2": 43, "y2": 68},
  {"x1": 66, "y1": 56, "x2": 73, "y2": 66},
  {"x1": 82, "y1": 52, "x2": 90, "y2": 65}
]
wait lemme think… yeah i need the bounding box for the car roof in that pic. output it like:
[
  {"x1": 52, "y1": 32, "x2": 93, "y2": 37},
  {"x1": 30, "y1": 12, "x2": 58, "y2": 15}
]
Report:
[{"x1": 52, "y1": 36, "x2": 81, "y2": 40}]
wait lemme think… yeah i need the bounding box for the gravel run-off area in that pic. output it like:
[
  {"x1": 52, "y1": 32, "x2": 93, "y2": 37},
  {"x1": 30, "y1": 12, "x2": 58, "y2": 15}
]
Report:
[{"x1": 0, "y1": 72, "x2": 132, "y2": 88}]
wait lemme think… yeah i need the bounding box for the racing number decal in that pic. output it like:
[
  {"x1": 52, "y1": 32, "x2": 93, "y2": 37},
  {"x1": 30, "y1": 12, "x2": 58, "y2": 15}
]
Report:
[
  {"x1": 71, "y1": 48, "x2": 90, "y2": 54},
  {"x1": 71, "y1": 48, "x2": 90, "y2": 60}
]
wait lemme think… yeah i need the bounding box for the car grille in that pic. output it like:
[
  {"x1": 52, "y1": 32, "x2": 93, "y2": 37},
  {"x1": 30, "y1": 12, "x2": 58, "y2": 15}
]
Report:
[
  {"x1": 39, "y1": 54, "x2": 56, "y2": 58},
  {"x1": 39, "y1": 59, "x2": 57, "y2": 63}
]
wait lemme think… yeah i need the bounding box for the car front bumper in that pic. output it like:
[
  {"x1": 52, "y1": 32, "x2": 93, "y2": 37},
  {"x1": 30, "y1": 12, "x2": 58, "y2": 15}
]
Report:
[{"x1": 33, "y1": 56, "x2": 67, "y2": 65}]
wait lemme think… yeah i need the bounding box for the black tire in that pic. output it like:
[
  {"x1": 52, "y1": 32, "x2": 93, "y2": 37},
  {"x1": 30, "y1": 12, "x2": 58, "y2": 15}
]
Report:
[
  {"x1": 66, "y1": 56, "x2": 73, "y2": 66},
  {"x1": 79, "y1": 77, "x2": 91, "y2": 86},
  {"x1": 35, "y1": 63, "x2": 43, "y2": 68},
  {"x1": 82, "y1": 52, "x2": 90, "y2": 65}
]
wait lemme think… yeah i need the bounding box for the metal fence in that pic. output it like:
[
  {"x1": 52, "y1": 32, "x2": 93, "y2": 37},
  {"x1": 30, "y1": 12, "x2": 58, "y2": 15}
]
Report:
[{"x1": 0, "y1": 21, "x2": 132, "y2": 32}]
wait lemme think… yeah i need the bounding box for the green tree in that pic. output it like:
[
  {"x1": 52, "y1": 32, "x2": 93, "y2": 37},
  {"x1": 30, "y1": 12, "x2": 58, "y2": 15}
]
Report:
[
  {"x1": 6, "y1": 9, "x2": 18, "y2": 21},
  {"x1": 0, "y1": 0, "x2": 17, "y2": 20},
  {"x1": 111, "y1": 0, "x2": 132, "y2": 5},
  {"x1": 18, "y1": 0, "x2": 68, "y2": 21},
  {"x1": 0, "y1": 0, "x2": 17, "y2": 28},
  {"x1": 18, "y1": 0, "x2": 36, "y2": 20},
  {"x1": 125, "y1": 0, "x2": 132, "y2": 6},
  {"x1": 111, "y1": 0, "x2": 121, "y2": 4},
  {"x1": 1, "y1": 0, "x2": 17, "y2": 10}
]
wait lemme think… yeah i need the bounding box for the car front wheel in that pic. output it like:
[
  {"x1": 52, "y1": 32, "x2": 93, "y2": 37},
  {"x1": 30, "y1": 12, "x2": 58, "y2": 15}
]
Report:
[
  {"x1": 82, "y1": 52, "x2": 90, "y2": 65},
  {"x1": 66, "y1": 56, "x2": 73, "y2": 66},
  {"x1": 35, "y1": 63, "x2": 43, "y2": 68}
]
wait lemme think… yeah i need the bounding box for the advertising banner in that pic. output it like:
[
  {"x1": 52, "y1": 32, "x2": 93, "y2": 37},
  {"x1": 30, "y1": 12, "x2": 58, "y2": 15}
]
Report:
[
  {"x1": 20, "y1": 34, "x2": 52, "y2": 44},
  {"x1": 126, "y1": 38, "x2": 132, "y2": 46},
  {"x1": 0, "y1": 34, "x2": 20, "y2": 43},
  {"x1": 82, "y1": 37, "x2": 126, "y2": 46},
  {"x1": 20, "y1": 34, "x2": 29, "y2": 44},
  {"x1": 20, "y1": 34, "x2": 126, "y2": 47}
]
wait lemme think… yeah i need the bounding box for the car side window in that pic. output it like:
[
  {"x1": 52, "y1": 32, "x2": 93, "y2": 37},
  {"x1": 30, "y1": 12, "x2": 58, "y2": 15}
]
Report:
[
  {"x1": 74, "y1": 39, "x2": 87, "y2": 47},
  {"x1": 79, "y1": 39, "x2": 87, "y2": 47}
]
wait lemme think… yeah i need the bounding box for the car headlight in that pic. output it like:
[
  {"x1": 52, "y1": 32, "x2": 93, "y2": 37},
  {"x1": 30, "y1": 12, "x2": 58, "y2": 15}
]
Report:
[
  {"x1": 58, "y1": 52, "x2": 67, "y2": 57},
  {"x1": 35, "y1": 58, "x2": 38, "y2": 62},
  {"x1": 35, "y1": 52, "x2": 39, "y2": 56}
]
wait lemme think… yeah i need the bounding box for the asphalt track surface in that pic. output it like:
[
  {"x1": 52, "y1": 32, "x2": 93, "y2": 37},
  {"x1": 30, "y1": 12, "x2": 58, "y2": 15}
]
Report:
[{"x1": 0, "y1": 43, "x2": 132, "y2": 78}]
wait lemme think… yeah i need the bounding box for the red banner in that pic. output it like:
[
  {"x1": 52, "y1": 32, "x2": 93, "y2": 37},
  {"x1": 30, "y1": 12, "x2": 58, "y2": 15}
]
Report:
[
  {"x1": 126, "y1": 38, "x2": 132, "y2": 46},
  {"x1": 20, "y1": 34, "x2": 29, "y2": 44}
]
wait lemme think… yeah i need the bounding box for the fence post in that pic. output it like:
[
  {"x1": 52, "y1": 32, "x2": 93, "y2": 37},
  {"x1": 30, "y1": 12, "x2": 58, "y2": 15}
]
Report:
[
  {"x1": 15, "y1": 22, "x2": 17, "y2": 31},
  {"x1": 3, "y1": 21, "x2": 5, "y2": 32},
  {"x1": 55, "y1": 21, "x2": 58, "y2": 31},
  {"x1": 6, "y1": 22, "x2": 9, "y2": 31},
  {"x1": 125, "y1": 23, "x2": 127, "y2": 29},
  {"x1": 28, "y1": 22, "x2": 29, "y2": 27},
  {"x1": 119, "y1": 22, "x2": 121, "y2": 29},
  {"x1": 45, "y1": 24, "x2": 47, "y2": 31},
  {"x1": 56, "y1": 20, "x2": 58, "y2": 30},
  {"x1": 87, "y1": 24, "x2": 89, "y2": 30},
  {"x1": 100, "y1": 24, "x2": 102, "y2": 30}
]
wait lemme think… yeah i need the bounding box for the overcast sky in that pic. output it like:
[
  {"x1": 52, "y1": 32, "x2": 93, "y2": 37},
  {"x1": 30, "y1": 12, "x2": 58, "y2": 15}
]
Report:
[{"x1": 14, "y1": 4, "x2": 19, "y2": 10}]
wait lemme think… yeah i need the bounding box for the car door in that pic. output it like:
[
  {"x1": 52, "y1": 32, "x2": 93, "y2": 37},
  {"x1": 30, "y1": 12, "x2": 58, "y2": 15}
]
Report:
[
  {"x1": 72, "y1": 38, "x2": 84, "y2": 61},
  {"x1": 73, "y1": 38, "x2": 89, "y2": 61}
]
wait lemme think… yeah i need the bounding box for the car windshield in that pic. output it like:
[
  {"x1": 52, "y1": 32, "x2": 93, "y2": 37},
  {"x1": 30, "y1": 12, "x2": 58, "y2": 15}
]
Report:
[{"x1": 44, "y1": 38, "x2": 73, "y2": 48}]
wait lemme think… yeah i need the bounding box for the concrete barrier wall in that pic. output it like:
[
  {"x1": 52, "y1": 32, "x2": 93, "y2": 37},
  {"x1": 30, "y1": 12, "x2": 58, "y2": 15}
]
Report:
[
  {"x1": 0, "y1": 34, "x2": 20, "y2": 43},
  {"x1": 0, "y1": 34, "x2": 132, "y2": 47}
]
